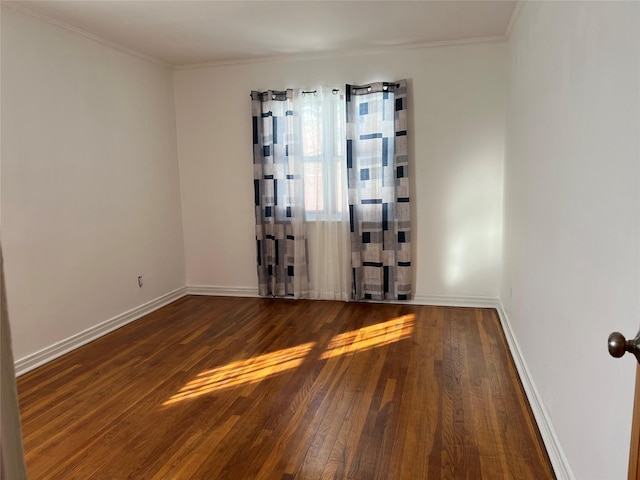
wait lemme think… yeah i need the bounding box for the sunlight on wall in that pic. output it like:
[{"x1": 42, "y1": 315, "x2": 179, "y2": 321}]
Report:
[
  {"x1": 444, "y1": 156, "x2": 502, "y2": 289},
  {"x1": 162, "y1": 314, "x2": 415, "y2": 406}
]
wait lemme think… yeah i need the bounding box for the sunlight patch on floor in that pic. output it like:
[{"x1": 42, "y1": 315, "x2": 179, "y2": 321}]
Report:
[
  {"x1": 162, "y1": 342, "x2": 315, "y2": 405},
  {"x1": 163, "y1": 314, "x2": 415, "y2": 406},
  {"x1": 321, "y1": 314, "x2": 415, "y2": 359}
]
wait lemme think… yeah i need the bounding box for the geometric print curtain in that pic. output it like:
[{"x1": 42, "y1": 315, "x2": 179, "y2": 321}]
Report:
[
  {"x1": 251, "y1": 90, "x2": 309, "y2": 298},
  {"x1": 345, "y1": 80, "x2": 412, "y2": 300}
]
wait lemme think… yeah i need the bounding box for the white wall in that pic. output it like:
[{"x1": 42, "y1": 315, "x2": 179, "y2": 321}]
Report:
[
  {"x1": 174, "y1": 43, "x2": 507, "y2": 300},
  {"x1": 503, "y1": 2, "x2": 640, "y2": 478},
  {"x1": 7, "y1": 3, "x2": 639, "y2": 477},
  {"x1": 1, "y1": 9, "x2": 186, "y2": 360}
]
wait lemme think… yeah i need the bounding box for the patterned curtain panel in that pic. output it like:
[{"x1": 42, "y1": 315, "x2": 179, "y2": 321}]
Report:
[
  {"x1": 345, "y1": 80, "x2": 412, "y2": 301},
  {"x1": 251, "y1": 90, "x2": 309, "y2": 298}
]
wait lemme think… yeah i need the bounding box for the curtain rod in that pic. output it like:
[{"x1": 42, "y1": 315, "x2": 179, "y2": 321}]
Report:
[
  {"x1": 253, "y1": 90, "x2": 286, "y2": 96},
  {"x1": 351, "y1": 82, "x2": 400, "y2": 92},
  {"x1": 250, "y1": 83, "x2": 399, "y2": 97},
  {"x1": 301, "y1": 89, "x2": 340, "y2": 95},
  {"x1": 251, "y1": 89, "x2": 341, "y2": 98}
]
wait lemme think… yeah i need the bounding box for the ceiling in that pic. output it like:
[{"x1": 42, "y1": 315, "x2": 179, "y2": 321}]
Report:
[{"x1": 4, "y1": 1, "x2": 517, "y2": 67}]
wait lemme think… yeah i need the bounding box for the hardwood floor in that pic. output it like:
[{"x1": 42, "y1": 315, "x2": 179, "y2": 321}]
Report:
[{"x1": 17, "y1": 296, "x2": 554, "y2": 479}]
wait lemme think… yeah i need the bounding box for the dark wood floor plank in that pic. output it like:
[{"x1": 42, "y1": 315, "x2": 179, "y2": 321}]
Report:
[{"x1": 17, "y1": 296, "x2": 555, "y2": 479}]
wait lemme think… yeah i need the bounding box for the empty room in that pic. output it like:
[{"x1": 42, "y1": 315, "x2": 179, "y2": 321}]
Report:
[{"x1": 1, "y1": 1, "x2": 639, "y2": 479}]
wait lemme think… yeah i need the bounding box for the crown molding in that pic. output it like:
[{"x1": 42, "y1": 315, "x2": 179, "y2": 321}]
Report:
[
  {"x1": 3, "y1": 1, "x2": 508, "y2": 72},
  {"x1": 505, "y1": 0, "x2": 525, "y2": 40},
  {"x1": 1, "y1": 1, "x2": 171, "y2": 69},
  {"x1": 174, "y1": 35, "x2": 506, "y2": 71}
]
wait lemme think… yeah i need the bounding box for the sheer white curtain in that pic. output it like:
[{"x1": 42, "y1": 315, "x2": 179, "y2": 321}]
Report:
[{"x1": 296, "y1": 87, "x2": 351, "y2": 301}]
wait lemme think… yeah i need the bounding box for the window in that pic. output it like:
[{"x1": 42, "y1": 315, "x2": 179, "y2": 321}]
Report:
[
  {"x1": 299, "y1": 88, "x2": 347, "y2": 221},
  {"x1": 251, "y1": 80, "x2": 411, "y2": 301}
]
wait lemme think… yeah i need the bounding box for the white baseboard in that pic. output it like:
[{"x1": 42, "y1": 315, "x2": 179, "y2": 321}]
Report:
[
  {"x1": 15, "y1": 284, "x2": 420, "y2": 375},
  {"x1": 186, "y1": 287, "x2": 498, "y2": 308},
  {"x1": 186, "y1": 285, "x2": 260, "y2": 297},
  {"x1": 15, "y1": 287, "x2": 188, "y2": 376},
  {"x1": 495, "y1": 300, "x2": 574, "y2": 479},
  {"x1": 410, "y1": 293, "x2": 499, "y2": 308}
]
